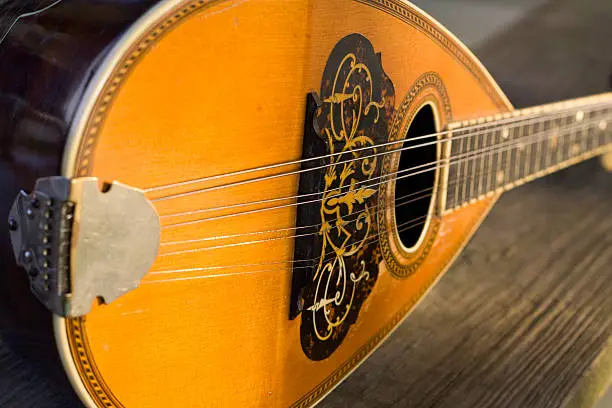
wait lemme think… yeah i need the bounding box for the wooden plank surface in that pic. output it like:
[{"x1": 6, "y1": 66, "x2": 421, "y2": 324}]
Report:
[{"x1": 321, "y1": 0, "x2": 612, "y2": 407}]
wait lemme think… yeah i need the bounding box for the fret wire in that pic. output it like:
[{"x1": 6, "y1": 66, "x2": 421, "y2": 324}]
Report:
[
  {"x1": 456, "y1": 129, "x2": 464, "y2": 205},
  {"x1": 477, "y1": 129, "x2": 486, "y2": 198},
  {"x1": 539, "y1": 119, "x2": 550, "y2": 173},
  {"x1": 571, "y1": 111, "x2": 579, "y2": 159},
  {"x1": 570, "y1": 113, "x2": 579, "y2": 160},
  {"x1": 597, "y1": 108, "x2": 605, "y2": 147},
  {"x1": 450, "y1": 130, "x2": 460, "y2": 209},
  {"x1": 464, "y1": 129, "x2": 473, "y2": 203},
  {"x1": 570, "y1": 112, "x2": 580, "y2": 159},
  {"x1": 592, "y1": 109, "x2": 602, "y2": 149},
  {"x1": 560, "y1": 114, "x2": 571, "y2": 163},
  {"x1": 446, "y1": 134, "x2": 454, "y2": 209},
  {"x1": 487, "y1": 130, "x2": 494, "y2": 195},
  {"x1": 581, "y1": 111, "x2": 590, "y2": 153},
  {"x1": 519, "y1": 122, "x2": 527, "y2": 179},
  {"x1": 521, "y1": 123, "x2": 537, "y2": 180},
  {"x1": 590, "y1": 109, "x2": 600, "y2": 151},
  {"x1": 472, "y1": 129, "x2": 481, "y2": 200},
  {"x1": 484, "y1": 130, "x2": 494, "y2": 194},
  {"x1": 474, "y1": 130, "x2": 481, "y2": 198},
  {"x1": 504, "y1": 125, "x2": 513, "y2": 187},
  {"x1": 447, "y1": 112, "x2": 612, "y2": 211},
  {"x1": 595, "y1": 109, "x2": 603, "y2": 149},
  {"x1": 600, "y1": 108, "x2": 609, "y2": 147},
  {"x1": 454, "y1": 130, "x2": 464, "y2": 209},
  {"x1": 532, "y1": 121, "x2": 541, "y2": 176},
  {"x1": 564, "y1": 114, "x2": 572, "y2": 161},
  {"x1": 536, "y1": 121, "x2": 544, "y2": 175},
  {"x1": 494, "y1": 130, "x2": 506, "y2": 190},
  {"x1": 590, "y1": 109, "x2": 598, "y2": 150},
  {"x1": 584, "y1": 110, "x2": 592, "y2": 152},
  {"x1": 511, "y1": 123, "x2": 522, "y2": 184},
  {"x1": 495, "y1": 136, "x2": 515, "y2": 193},
  {"x1": 544, "y1": 119, "x2": 552, "y2": 170},
  {"x1": 489, "y1": 130, "x2": 497, "y2": 193},
  {"x1": 571, "y1": 113, "x2": 580, "y2": 159},
  {"x1": 564, "y1": 113, "x2": 573, "y2": 161},
  {"x1": 446, "y1": 103, "x2": 612, "y2": 212},
  {"x1": 556, "y1": 116, "x2": 563, "y2": 164}
]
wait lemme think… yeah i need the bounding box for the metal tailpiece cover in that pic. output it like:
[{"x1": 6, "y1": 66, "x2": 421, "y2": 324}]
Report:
[
  {"x1": 8, "y1": 177, "x2": 160, "y2": 317},
  {"x1": 67, "y1": 178, "x2": 161, "y2": 316}
]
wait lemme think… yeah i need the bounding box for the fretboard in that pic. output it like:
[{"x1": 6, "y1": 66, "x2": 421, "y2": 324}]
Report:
[{"x1": 444, "y1": 94, "x2": 612, "y2": 212}]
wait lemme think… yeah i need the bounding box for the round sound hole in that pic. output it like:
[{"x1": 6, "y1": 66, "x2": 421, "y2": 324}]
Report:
[{"x1": 394, "y1": 104, "x2": 438, "y2": 251}]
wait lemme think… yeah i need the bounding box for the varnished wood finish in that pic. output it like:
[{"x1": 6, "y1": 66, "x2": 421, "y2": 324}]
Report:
[{"x1": 55, "y1": 1, "x2": 511, "y2": 406}]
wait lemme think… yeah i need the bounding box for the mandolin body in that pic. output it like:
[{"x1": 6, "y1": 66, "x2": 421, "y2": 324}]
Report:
[{"x1": 0, "y1": 1, "x2": 513, "y2": 407}]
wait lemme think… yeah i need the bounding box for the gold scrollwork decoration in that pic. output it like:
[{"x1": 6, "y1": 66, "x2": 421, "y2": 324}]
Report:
[{"x1": 298, "y1": 33, "x2": 395, "y2": 361}]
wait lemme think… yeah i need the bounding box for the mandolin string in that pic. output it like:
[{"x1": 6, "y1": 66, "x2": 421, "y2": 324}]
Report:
[
  {"x1": 158, "y1": 115, "x2": 609, "y2": 231},
  {"x1": 146, "y1": 134, "x2": 576, "y2": 281},
  {"x1": 144, "y1": 142, "x2": 555, "y2": 282},
  {"x1": 157, "y1": 113, "x2": 582, "y2": 224},
  {"x1": 157, "y1": 193, "x2": 432, "y2": 257},
  {"x1": 157, "y1": 157, "x2": 502, "y2": 255},
  {"x1": 144, "y1": 100, "x2": 612, "y2": 197},
  {"x1": 152, "y1": 148, "x2": 524, "y2": 267},
  {"x1": 155, "y1": 112, "x2": 611, "y2": 222},
  {"x1": 145, "y1": 215, "x2": 430, "y2": 283},
  {"x1": 150, "y1": 124, "x2": 612, "y2": 272},
  {"x1": 159, "y1": 184, "x2": 435, "y2": 247},
  {"x1": 154, "y1": 147, "x2": 518, "y2": 262},
  {"x1": 143, "y1": 209, "x2": 597, "y2": 281},
  {"x1": 158, "y1": 158, "x2": 494, "y2": 252},
  {"x1": 149, "y1": 106, "x2": 606, "y2": 204},
  {"x1": 157, "y1": 117, "x2": 611, "y2": 256},
  {"x1": 147, "y1": 189, "x2": 612, "y2": 284},
  {"x1": 131, "y1": 116, "x2": 608, "y2": 284},
  {"x1": 149, "y1": 186, "x2": 612, "y2": 283},
  {"x1": 157, "y1": 156, "x2": 499, "y2": 256},
  {"x1": 135, "y1": 123, "x2": 612, "y2": 283}
]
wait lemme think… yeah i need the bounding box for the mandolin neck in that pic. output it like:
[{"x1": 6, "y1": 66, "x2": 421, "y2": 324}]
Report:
[{"x1": 444, "y1": 93, "x2": 612, "y2": 212}]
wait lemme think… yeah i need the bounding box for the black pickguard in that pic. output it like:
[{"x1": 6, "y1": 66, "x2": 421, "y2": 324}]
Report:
[{"x1": 290, "y1": 34, "x2": 396, "y2": 361}]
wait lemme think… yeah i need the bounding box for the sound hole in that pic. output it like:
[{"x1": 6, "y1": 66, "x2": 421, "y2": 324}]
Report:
[{"x1": 395, "y1": 105, "x2": 437, "y2": 250}]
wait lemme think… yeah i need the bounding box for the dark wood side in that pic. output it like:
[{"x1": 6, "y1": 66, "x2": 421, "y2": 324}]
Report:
[{"x1": 0, "y1": 0, "x2": 159, "y2": 404}]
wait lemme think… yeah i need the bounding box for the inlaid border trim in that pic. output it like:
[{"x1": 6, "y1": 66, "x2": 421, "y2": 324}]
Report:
[
  {"x1": 355, "y1": 0, "x2": 512, "y2": 111},
  {"x1": 378, "y1": 72, "x2": 452, "y2": 279},
  {"x1": 56, "y1": 1, "x2": 229, "y2": 408},
  {"x1": 61, "y1": 0, "x2": 231, "y2": 177},
  {"x1": 65, "y1": 318, "x2": 123, "y2": 407}
]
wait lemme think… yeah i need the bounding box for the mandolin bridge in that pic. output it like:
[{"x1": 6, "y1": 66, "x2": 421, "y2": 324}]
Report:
[{"x1": 8, "y1": 177, "x2": 160, "y2": 317}]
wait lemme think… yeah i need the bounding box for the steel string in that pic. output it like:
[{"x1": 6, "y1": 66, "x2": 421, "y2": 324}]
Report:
[
  {"x1": 144, "y1": 101, "x2": 612, "y2": 196},
  {"x1": 158, "y1": 115, "x2": 609, "y2": 230}
]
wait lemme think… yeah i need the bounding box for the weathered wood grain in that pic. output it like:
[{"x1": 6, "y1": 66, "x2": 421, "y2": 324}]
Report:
[{"x1": 321, "y1": 0, "x2": 612, "y2": 407}]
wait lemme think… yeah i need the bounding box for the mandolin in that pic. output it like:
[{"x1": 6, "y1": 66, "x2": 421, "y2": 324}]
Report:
[{"x1": 1, "y1": 1, "x2": 611, "y2": 407}]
